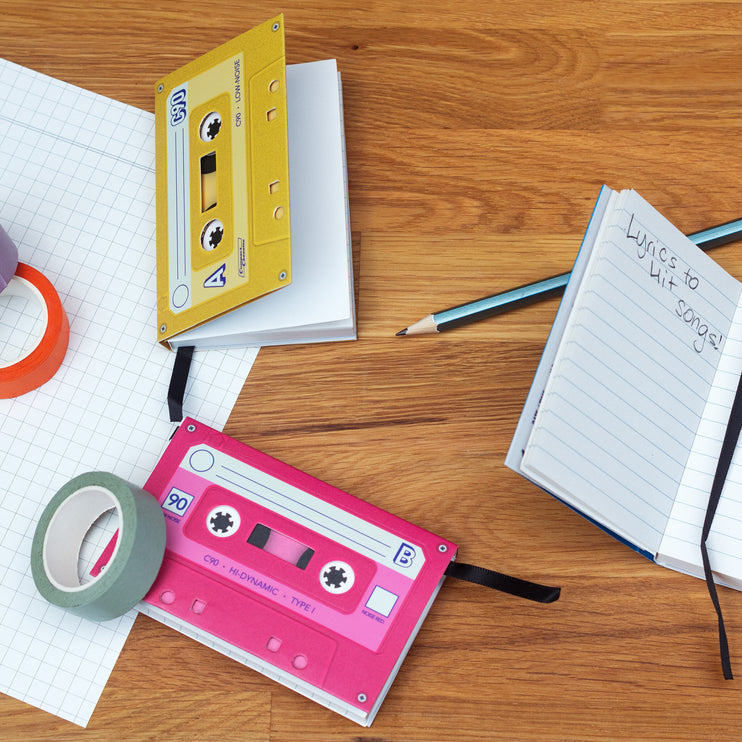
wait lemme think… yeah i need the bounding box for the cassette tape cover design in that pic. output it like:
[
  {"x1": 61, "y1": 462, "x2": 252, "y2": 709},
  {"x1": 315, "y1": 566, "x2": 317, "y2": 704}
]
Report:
[
  {"x1": 155, "y1": 16, "x2": 291, "y2": 346},
  {"x1": 137, "y1": 419, "x2": 457, "y2": 725}
]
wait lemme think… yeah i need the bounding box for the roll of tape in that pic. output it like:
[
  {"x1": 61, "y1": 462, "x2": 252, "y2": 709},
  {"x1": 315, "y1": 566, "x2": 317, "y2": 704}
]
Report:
[
  {"x1": 0, "y1": 262, "x2": 69, "y2": 398},
  {"x1": 31, "y1": 472, "x2": 166, "y2": 621},
  {"x1": 0, "y1": 223, "x2": 19, "y2": 293}
]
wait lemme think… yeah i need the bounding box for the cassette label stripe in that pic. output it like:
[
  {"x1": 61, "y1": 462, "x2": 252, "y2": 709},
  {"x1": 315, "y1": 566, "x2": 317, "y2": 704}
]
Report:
[
  {"x1": 166, "y1": 88, "x2": 189, "y2": 303},
  {"x1": 184, "y1": 445, "x2": 427, "y2": 577}
]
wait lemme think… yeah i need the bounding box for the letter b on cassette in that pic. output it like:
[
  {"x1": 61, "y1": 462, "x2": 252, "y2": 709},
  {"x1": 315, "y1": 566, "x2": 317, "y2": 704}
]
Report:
[{"x1": 393, "y1": 542, "x2": 417, "y2": 568}]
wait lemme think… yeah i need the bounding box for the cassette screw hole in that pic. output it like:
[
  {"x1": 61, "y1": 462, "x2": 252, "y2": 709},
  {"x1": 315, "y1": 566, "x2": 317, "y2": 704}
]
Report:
[
  {"x1": 438, "y1": 544, "x2": 448, "y2": 553},
  {"x1": 272, "y1": 22, "x2": 280, "y2": 31},
  {"x1": 357, "y1": 693, "x2": 367, "y2": 703},
  {"x1": 279, "y1": 271, "x2": 287, "y2": 281},
  {"x1": 157, "y1": 84, "x2": 164, "y2": 93},
  {"x1": 187, "y1": 424, "x2": 196, "y2": 433},
  {"x1": 160, "y1": 324, "x2": 167, "y2": 334}
]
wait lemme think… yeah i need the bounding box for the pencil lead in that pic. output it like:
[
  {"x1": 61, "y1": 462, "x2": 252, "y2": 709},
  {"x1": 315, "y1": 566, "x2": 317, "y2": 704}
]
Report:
[{"x1": 395, "y1": 328, "x2": 408, "y2": 336}]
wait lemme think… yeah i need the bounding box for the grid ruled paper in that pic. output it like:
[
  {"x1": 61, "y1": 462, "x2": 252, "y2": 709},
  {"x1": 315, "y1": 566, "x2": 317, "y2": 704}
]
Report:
[{"x1": 0, "y1": 58, "x2": 258, "y2": 726}]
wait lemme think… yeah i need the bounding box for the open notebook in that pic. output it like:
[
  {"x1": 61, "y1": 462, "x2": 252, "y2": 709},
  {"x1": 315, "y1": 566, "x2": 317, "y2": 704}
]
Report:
[{"x1": 506, "y1": 187, "x2": 742, "y2": 589}]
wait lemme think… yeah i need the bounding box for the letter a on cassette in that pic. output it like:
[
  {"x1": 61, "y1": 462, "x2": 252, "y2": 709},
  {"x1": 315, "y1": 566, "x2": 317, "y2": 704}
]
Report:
[{"x1": 155, "y1": 15, "x2": 291, "y2": 347}]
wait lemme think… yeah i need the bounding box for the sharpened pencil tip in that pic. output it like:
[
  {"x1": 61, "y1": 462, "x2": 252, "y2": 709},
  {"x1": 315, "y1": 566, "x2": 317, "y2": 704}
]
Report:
[{"x1": 395, "y1": 328, "x2": 408, "y2": 336}]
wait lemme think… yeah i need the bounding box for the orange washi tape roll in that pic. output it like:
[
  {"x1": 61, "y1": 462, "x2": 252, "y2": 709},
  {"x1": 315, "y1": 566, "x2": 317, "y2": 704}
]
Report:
[{"x1": 0, "y1": 262, "x2": 70, "y2": 398}]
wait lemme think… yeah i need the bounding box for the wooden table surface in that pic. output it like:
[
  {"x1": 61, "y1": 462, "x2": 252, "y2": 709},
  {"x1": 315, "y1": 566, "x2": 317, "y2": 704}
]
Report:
[{"x1": 3, "y1": 1, "x2": 742, "y2": 740}]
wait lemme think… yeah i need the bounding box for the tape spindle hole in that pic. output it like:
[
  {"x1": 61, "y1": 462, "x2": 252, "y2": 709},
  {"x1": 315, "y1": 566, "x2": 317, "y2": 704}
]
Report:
[
  {"x1": 199, "y1": 111, "x2": 222, "y2": 142},
  {"x1": 201, "y1": 219, "x2": 224, "y2": 251},
  {"x1": 320, "y1": 560, "x2": 355, "y2": 594},
  {"x1": 206, "y1": 505, "x2": 240, "y2": 537}
]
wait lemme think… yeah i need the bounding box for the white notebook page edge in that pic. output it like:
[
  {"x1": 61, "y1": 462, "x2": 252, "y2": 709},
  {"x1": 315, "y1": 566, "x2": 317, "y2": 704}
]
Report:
[
  {"x1": 505, "y1": 185, "x2": 613, "y2": 472},
  {"x1": 659, "y1": 305, "x2": 742, "y2": 585}
]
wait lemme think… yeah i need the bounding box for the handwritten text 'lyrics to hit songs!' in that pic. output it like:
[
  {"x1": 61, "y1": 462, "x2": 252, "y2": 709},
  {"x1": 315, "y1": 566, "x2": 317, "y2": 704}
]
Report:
[{"x1": 626, "y1": 212, "x2": 723, "y2": 356}]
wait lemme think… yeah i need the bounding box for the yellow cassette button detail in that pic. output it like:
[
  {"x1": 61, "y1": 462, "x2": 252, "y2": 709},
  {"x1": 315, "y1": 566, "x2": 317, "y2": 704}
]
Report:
[{"x1": 250, "y1": 58, "x2": 290, "y2": 248}]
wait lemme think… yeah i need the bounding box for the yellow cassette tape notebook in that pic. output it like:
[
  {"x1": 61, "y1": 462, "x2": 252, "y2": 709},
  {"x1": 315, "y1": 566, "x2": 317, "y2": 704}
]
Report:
[{"x1": 155, "y1": 16, "x2": 292, "y2": 346}]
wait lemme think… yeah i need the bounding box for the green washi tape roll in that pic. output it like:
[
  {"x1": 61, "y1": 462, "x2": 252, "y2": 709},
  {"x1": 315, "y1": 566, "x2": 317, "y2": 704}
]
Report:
[{"x1": 31, "y1": 471, "x2": 166, "y2": 621}]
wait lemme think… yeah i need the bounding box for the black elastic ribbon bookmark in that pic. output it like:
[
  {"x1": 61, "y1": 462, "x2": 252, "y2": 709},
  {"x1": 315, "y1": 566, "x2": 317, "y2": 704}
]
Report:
[
  {"x1": 167, "y1": 345, "x2": 195, "y2": 422},
  {"x1": 445, "y1": 562, "x2": 560, "y2": 603},
  {"x1": 702, "y1": 368, "x2": 742, "y2": 680}
]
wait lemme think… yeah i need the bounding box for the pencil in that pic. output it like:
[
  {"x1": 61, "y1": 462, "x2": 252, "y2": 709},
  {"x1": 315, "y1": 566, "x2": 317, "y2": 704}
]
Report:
[{"x1": 396, "y1": 217, "x2": 742, "y2": 336}]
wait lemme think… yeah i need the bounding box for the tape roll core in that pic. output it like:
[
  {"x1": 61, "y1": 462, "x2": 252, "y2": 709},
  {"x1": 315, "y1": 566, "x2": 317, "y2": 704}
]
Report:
[
  {"x1": 42, "y1": 485, "x2": 123, "y2": 593},
  {"x1": 0, "y1": 272, "x2": 49, "y2": 368},
  {"x1": 0, "y1": 262, "x2": 69, "y2": 398},
  {"x1": 32, "y1": 472, "x2": 166, "y2": 621}
]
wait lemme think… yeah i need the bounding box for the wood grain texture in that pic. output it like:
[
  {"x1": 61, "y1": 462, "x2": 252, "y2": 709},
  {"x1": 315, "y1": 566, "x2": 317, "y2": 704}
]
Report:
[{"x1": 3, "y1": 1, "x2": 742, "y2": 739}]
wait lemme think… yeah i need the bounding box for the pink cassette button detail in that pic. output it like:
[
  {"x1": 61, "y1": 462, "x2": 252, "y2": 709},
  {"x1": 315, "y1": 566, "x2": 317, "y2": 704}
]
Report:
[{"x1": 292, "y1": 654, "x2": 308, "y2": 670}]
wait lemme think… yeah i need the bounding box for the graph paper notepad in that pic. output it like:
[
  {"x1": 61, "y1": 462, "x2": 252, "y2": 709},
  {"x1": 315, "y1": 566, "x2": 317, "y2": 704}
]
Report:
[
  {"x1": 0, "y1": 58, "x2": 258, "y2": 726},
  {"x1": 507, "y1": 187, "x2": 742, "y2": 586}
]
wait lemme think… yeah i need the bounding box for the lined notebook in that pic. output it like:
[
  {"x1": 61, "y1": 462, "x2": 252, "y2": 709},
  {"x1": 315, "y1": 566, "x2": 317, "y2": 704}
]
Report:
[
  {"x1": 0, "y1": 58, "x2": 257, "y2": 726},
  {"x1": 506, "y1": 187, "x2": 742, "y2": 588}
]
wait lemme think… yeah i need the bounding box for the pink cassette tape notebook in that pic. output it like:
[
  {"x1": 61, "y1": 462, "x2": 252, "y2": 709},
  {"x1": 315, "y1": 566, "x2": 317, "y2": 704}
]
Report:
[{"x1": 137, "y1": 418, "x2": 457, "y2": 725}]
